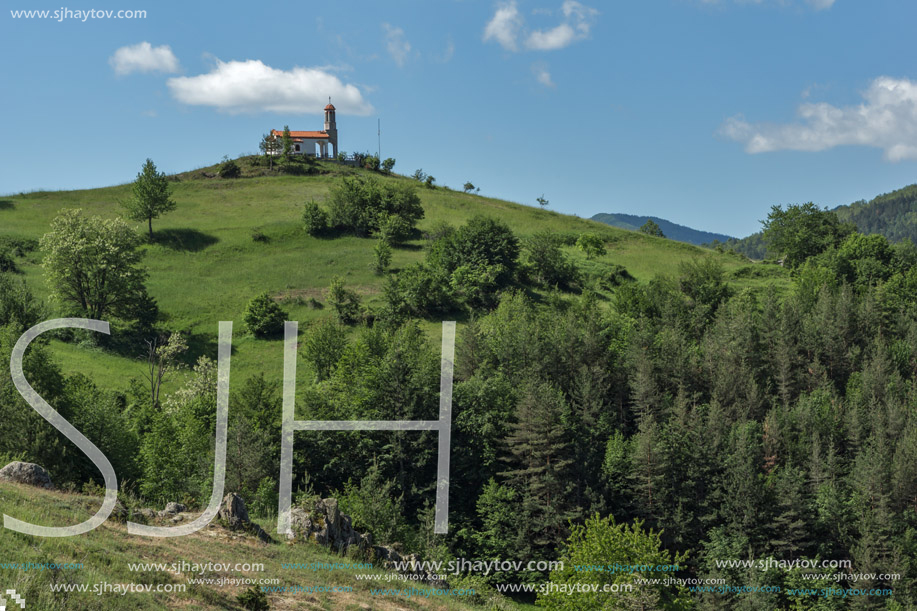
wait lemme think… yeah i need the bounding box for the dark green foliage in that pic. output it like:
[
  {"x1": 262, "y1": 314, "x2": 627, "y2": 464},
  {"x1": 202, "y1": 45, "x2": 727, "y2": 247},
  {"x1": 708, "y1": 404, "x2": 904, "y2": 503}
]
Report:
[
  {"x1": 301, "y1": 200, "x2": 329, "y2": 236},
  {"x1": 381, "y1": 157, "x2": 396, "y2": 172},
  {"x1": 761, "y1": 202, "x2": 855, "y2": 267},
  {"x1": 640, "y1": 218, "x2": 665, "y2": 237},
  {"x1": 243, "y1": 292, "x2": 288, "y2": 338},
  {"x1": 122, "y1": 158, "x2": 176, "y2": 239},
  {"x1": 218, "y1": 156, "x2": 241, "y2": 178},
  {"x1": 237, "y1": 586, "x2": 269, "y2": 611},
  {"x1": 522, "y1": 231, "x2": 578, "y2": 289},
  {"x1": 301, "y1": 317, "x2": 348, "y2": 381},
  {"x1": 429, "y1": 215, "x2": 519, "y2": 287},
  {"x1": 0, "y1": 249, "x2": 15, "y2": 273},
  {"x1": 326, "y1": 176, "x2": 423, "y2": 237},
  {"x1": 0, "y1": 274, "x2": 44, "y2": 332},
  {"x1": 328, "y1": 276, "x2": 362, "y2": 324}
]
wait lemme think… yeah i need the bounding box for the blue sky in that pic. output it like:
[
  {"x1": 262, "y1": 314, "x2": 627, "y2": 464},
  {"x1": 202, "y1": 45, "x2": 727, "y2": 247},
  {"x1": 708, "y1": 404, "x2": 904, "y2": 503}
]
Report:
[{"x1": 3, "y1": 0, "x2": 917, "y2": 237}]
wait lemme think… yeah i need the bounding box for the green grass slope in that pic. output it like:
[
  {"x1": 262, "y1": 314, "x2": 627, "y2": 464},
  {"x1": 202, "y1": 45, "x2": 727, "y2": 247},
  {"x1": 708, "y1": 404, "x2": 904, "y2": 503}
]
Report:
[{"x1": 1, "y1": 158, "x2": 785, "y2": 391}]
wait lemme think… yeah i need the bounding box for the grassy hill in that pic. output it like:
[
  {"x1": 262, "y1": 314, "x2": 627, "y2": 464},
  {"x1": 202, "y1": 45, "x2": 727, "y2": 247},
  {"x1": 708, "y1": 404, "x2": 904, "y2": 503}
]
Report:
[
  {"x1": 0, "y1": 156, "x2": 791, "y2": 609},
  {"x1": 589, "y1": 212, "x2": 733, "y2": 246},
  {"x1": 0, "y1": 156, "x2": 784, "y2": 393}
]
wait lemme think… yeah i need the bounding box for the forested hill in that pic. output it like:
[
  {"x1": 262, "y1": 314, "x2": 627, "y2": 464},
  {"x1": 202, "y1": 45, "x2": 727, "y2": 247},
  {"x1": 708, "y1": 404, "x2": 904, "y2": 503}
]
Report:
[
  {"x1": 721, "y1": 183, "x2": 917, "y2": 260},
  {"x1": 590, "y1": 212, "x2": 733, "y2": 246},
  {"x1": 832, "y1": 183, "x2": 917, "y2": 243}
]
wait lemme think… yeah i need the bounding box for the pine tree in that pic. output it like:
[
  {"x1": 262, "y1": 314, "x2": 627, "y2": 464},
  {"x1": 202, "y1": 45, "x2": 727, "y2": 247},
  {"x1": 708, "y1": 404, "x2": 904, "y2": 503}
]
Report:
[{"x1": 122, "y1": 158, "x2": 176, "y2": 239}]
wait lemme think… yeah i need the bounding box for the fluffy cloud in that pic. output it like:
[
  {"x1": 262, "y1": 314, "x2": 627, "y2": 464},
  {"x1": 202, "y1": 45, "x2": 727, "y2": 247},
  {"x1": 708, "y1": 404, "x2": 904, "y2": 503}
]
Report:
[
  {"x1": 109, "y1": 42, "x2": 180, "y2": 75},
  {"x1": 483, "y1": 2, "x2": 524, "y2": 51},
  {"x1": 167, "y1": 59, "x2": 374, "y2": 115},
  {"x1": 383, "y1": 23, "x2": 411, "y2": 67},
  {"x1": 526, "y1": 1, "x2": 598, "y2": 50},
  {"x1": 720, "y1": 77, "x2": 917, "y2": 162},
  {"x1": 483, "y1": 1, "x2": 598, "y2": 52}
]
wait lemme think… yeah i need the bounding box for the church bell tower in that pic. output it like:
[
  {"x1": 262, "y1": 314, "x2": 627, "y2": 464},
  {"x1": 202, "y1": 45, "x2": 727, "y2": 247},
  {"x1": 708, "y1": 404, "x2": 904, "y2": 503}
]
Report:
[{"x1": 324, "y1": 99, "x2": 338, "y2": 158}]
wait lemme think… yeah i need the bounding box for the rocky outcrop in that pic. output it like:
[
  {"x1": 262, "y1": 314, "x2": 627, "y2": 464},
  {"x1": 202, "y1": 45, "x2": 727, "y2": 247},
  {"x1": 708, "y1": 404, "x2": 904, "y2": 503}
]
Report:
[
  {"x1": 288, "y1": 498, "x2": 370, "y2": 554},
  {"x1": 217, "y1": 493, "x2": 271, "y2": 543},
  {"x1": 0, "y1": 462, "x2": 53, "y2": 489},
  {"x1": 162, "y1": 502, "x2": 187, "y2": 515}
]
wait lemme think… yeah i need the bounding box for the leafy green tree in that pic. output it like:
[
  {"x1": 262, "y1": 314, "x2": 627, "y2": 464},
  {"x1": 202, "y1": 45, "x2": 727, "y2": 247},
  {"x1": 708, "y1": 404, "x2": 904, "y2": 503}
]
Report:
[
  {"x1": 536, "y1": 194, "x2": 549, "y2": 208},
  {"x1": 243, "y1": 292, "x2": 288, "y2": 338},
  {"x1": 576, "y1": 233, "x2": 606, "y2": 259},
  {"x1": 538, "y1": 514, "x2": 692, "y2": 610},
  {"x1": 326, "y1": 176, "x2": 424, "y2": 237},
  {"x1": 41, "y1": 209, "x2": 152, "y2": 321},
  {"x1": 259, "y1": 133, "x2": 280, "y2": 170},
  {"x1": 523, "y1": 231, "x2": 578, "y2": 289},
  {"x1": 430, "y1": 215, "x2": 520, "y2": 288},
  {"x1": 281, "y1": 125, "x2": 294, "y2": 160},
  {"x1": 122, "y1": 158, "x2": 176, "y2": 239},
  {"x1": 328, "y1": 276, "x2": 362, "y2": 324},
  {"x1": 373, "y1": 238, "x2": 392, "y2": 275},
  {"x1": 640, "y1": 219, "x2": 665, "y2": 237},
  {"x1": 0, "y1": 274, "x2": 44, "y2": 332},
  {"x1": 302, "y1": 200, "x2": 329, "y2": 236},
  {"x1": 301, "y1": 317, "x2": 348, "y2": 381},
  {"x1": 218, "y1": 156, "x2": 241, "y2": 178},
  {"x1": 463, "y1": 181, "x2": 476, "y2": 193},
  {"x1": 761, "y1": 202, "x2": 854, "y2": 268},
  {"x1": 381, "y1": 157, "x2": 396, "y2": 172},
  {"x1": 424, "y1": 175, "x2": 436, "y2": 189}
]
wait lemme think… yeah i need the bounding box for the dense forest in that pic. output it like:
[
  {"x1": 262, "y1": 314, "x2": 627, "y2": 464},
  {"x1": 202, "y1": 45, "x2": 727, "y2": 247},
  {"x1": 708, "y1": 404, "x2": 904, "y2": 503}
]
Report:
[{"x1": 3, "y1": 173, "x2": 917, "y2": 609}]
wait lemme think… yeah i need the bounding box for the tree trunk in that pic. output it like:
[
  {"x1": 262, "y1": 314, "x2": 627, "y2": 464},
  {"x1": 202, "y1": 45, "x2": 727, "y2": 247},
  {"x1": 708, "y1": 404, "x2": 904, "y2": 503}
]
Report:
[{"x1": 148, "y1": 216, "x2": 153, "y2": 240}]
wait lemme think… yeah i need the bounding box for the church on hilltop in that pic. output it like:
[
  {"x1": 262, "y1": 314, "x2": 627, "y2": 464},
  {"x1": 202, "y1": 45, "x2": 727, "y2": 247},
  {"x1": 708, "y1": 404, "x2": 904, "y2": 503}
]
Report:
[{"x1": 271, "y1": 101, "x2": 338, "y2": 159}]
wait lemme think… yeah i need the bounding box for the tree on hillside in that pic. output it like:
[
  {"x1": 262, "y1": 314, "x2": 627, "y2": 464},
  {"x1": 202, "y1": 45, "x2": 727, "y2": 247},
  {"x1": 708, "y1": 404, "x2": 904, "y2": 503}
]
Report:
[
  {"x1": 761, "y1": 202, "x2": 855, "y2": 268},
  {"x1": 281, "y1": 125, "x2": 294, "y2": 161},
  {"x1": 536, "y1": 194, "x2": 549, "y2": 208},
  {"x1": 463, "y1": 181, "x2": 476, "y2": 194},
  {"x1": 576, "y1": 233, "x2": 606, "y2": 259},
  {"x1": 640, "y1": 219, "x2": 665, "y2": 238},
  {"x1": 259, "y1": 132, "x2": 280, "y2": 170},
  {"x1": 122, "y1": 158, "x2": 176, "y2": 239},
  {"x1": 41, "y1": 208, "x2": 154, "y2": 321}
]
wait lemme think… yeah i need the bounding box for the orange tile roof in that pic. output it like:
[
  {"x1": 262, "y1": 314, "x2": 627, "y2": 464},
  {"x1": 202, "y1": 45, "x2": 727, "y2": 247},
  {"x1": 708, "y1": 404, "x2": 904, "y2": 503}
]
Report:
[
  {"x1": 325, "y1": 103, "x2": 336, "y2": 110},
  {"x1": 271, "y1": 129, "x2": 329, "y2": 139}
]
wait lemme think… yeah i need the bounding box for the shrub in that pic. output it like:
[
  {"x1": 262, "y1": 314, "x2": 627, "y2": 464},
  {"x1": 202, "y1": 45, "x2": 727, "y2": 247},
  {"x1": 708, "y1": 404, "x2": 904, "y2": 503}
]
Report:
[
  {"x1": 523, "y1": 232, "x2": 579, "y2": 289},
  {"x1": 412, "y1": 168, "x2": 426, "y2": 182},
  {"x1": 302, "y1": 200, "x2": 329, "y2": 236},
  {"x1": 0, "y1": 248, "x2": 15, "y2": 273},
  {"x1": 250, "y1": 228, "x2": 268, "y2": 243},
  {"x1": 302, "y1": 317, "x2": 348, "y2": 381},
  {"x1": 463, "y1": 181, "x2": 475, "y2": 193},
  {"x1": 429, "y1": 215, "x2": 520, "y2": 288},
  {"x1": 237, "y1": 586, "x2": 269, "y2": 611},
  {"x1": 364, "y1": 155, "x2": 380, "y2": 171},
  {"x1": 424, "y1": 175, "x2": 436, "y2": 189},
  {"x1": 326, "y1": 176, "x2": 423, "y2": 237},
  {"x1": 328, "y1": 276, "x2": 362, "y2": 325},
  {"x1": 218, "y1": 156, "x2": 242, "y2": 178},
  {"x1": 576, "y1": 233, "x2": 606, "y2": 259},
  {"x1": 381, "y1": 157, "x2": 396, "y2": 172},
  {"x1": 378, "y1": 214, "x2": 413, "y2": 244},
  {"x1": 373, "y1": 239, "x2": 392, "y2": 275},
  {"x1": 382, "y1": 263, "x2": 454, "y2": 321},
  {"x1": 243, "y1": 292, "x2": 288, "y2": 338}
]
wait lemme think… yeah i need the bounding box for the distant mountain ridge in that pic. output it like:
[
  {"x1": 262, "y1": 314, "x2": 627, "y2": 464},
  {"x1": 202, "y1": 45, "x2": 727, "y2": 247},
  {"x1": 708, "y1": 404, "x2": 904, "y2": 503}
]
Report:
[{"x1": 590, "y1": 212, "x2": 733, "y2": 246}]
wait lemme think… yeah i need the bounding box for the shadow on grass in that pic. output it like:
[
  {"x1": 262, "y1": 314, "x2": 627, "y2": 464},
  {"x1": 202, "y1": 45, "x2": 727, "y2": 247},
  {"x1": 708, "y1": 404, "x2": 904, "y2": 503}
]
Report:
[
  {"x1": 153, "y1": 228, "x2": 219, "y2": 252},
  {"x1": 0, "y1": 200, "x2": 14, "y2": 210}
]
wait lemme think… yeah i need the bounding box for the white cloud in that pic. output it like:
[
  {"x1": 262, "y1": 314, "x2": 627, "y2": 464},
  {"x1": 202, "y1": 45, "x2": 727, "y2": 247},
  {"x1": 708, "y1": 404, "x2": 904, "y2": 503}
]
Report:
[
  {"x1": 383, "y1": 23, "x2": 411, "y2": 68},
  {"x1": 532, "y1": 62, "x2": 555, "y2": 87},
  {"x1": 483, "y1": 1, "x2": 524, "y2": 51},
  {"x1": 720, "y1": 77, "x2": 917, "y2": 162},
  {"x1": 167, "y1": 59, "x2": 374, "y2": 115},
  {"x1": 109, "y1": 42, "x2": 180, "y2": 75},
  {"x1": 484, "y1": 0, "x2": 598, "y2": 52}
]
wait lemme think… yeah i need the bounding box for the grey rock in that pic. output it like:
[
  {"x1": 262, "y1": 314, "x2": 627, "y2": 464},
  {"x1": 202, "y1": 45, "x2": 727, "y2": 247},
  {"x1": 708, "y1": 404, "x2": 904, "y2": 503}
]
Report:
[
  {"x1": 0, "y1": 462, "x2": 53, "y2": 489},
  {"x1": 163, "y1": 502, "x2": 187, "y2": 514}
]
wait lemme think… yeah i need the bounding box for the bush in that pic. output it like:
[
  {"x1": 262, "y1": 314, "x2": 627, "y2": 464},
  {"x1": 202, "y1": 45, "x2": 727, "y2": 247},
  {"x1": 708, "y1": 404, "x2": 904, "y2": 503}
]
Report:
[
  {"x1": 523, "y1": 232, "x2": 579, "y2": 289},
  {"x1": 326, "y1": 176, "x2": 423, "y2": 237},
  {"x1": 381, "y1": 157, "x2": 396, "y2": 172},
  {"x1": 328, "y1": 276, "x2": 362, "y2": 325},
  {"x1": 429, "y1": 215, "x2": 520, "y2": 288},
  {"x1": 576, "y1": 233, "x2": 606, "y2": 259},
  {"x1": 243, "y1": 292, "x2": 288, "y2": 338},
  {"x1": 373, "y1": 239, "x2": 392, "y2": 275},
  {"x1": 218, "y1": 156, "x2": 242, "y2": 178},
  {"x1": 237, "y1": 586, "x2": 269, "y2": 611},
  {"x1": 412, "y1": 168, "x2": 426, "y2": 182},
  {"x1": 302, "y1": 200, "x2": 329, "y2": 236},
  {"x1": 382, "y1": 263, "x2": 454, "y2": 321},
  {"x1": 364, "y1": 155, "x2": 380, "y2": 171},
  {"x1": 302, "y1": 317, "x2": 348, "y2": 381},
  {"x1": 378, "y1": 214, "x2": 413, "y2": 244},
  {"x1": 0, "y1": 249, "x2": 15, "y2": 273},
  {"x1": 463, "y1": 181, "x2": 475, "y2": 193},
  {"x1": 250, "y1": 228, "x2": 268, "y2": 243},
  {"x1": 424, "y1": 175, "x2": 436, "y2": 189}
]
